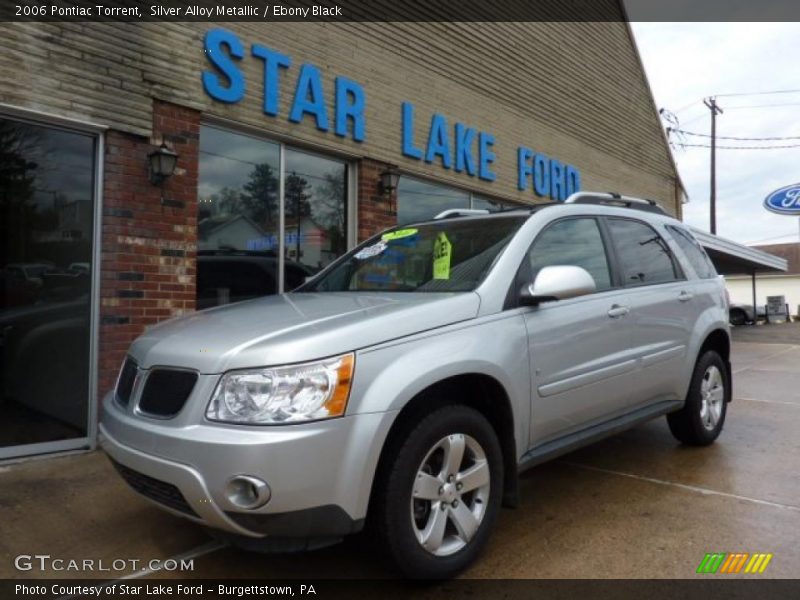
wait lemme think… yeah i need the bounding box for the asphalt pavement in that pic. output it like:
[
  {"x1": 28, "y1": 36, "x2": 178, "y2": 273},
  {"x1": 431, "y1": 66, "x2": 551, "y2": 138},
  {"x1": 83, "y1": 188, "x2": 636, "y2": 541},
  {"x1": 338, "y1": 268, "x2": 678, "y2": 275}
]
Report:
[{"x1": 1, "y1": 332, "x2": 798, "y2": 581}]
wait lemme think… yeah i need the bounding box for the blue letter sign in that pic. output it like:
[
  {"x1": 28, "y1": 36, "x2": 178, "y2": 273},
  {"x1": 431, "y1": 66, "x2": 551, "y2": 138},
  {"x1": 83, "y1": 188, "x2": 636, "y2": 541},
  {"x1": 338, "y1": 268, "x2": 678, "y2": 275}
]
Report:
[
  {"x1": 202, "y1": 29, "x2": 245, "y2": 103},
  {"x1": 251, "y1": 44, "x2": 291, "y2": 116},
  {"x1": 201, "y1": 29, "x2": 585, "y2": 193}
]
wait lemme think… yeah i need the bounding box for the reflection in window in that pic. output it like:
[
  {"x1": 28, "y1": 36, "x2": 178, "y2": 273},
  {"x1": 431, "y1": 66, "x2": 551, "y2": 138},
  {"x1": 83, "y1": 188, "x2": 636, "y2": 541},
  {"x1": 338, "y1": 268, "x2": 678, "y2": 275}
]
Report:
[
  {"x1": 198, "y1": 126, "x2": 280, "y2": 308},
  {"x1": 397, "y1": 177, "x2": 469, "y2": 224},
  {"x1": 397, "y1": 177, "x2": 516, "y2": 224},
  {"x1": 608, "y1": 219, "x2": 680, "y2": 285},
  {"x1": 283, "y1": 148, "x2": 347, "y2": 288},
  {"x1": 667, "y1": 225, "x2": 717, "y2": 279},
  {"x1": 197, "y1": 126, "x2": 349, "y2": 307},
  {"x1": 0, "y1": 117, "x2": 95, "y2": 447},
  {"x1": 472, "y1": 196, "x2": 508, "y2": 212},
  {"x1": 529, "y1": 218, "x2": 612, "y2": 291}
]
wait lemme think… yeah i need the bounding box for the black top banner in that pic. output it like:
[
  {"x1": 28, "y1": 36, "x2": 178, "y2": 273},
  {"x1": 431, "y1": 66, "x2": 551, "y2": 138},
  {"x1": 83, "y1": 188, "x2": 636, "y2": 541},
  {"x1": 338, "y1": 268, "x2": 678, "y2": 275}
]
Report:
[{"x1": 2, "y1": 0, "x2": 800, "y2": 22}]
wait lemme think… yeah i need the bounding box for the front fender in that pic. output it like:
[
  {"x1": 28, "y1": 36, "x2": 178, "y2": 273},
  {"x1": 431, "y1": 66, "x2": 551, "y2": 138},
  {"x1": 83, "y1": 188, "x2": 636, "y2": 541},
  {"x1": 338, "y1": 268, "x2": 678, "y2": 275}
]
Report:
[{"x1": 348, "y1": 313, "x2": 531, "y2": 459}]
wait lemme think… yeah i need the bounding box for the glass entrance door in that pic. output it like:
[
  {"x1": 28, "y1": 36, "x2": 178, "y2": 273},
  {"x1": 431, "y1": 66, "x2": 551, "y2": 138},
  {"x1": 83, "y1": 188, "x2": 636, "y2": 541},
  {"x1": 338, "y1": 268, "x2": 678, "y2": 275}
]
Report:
[{"x1": 0, "y1": 115, "x2": 98, "y2": 459}]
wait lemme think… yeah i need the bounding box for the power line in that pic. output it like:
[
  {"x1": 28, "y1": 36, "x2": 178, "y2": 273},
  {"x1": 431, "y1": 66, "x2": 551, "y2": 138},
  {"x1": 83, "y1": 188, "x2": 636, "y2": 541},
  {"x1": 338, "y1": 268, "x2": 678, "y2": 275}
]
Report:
[
  {"x1": 679, "y1": 113, "x2": 709, "y2": 127},
  {"x1": 678, "y1": 142, "x2": 800, "y2": 149},
  {"x1": 722, "y1": 102, "x2": 800, "y2": 110},
  {"x1": 714, "y1": 88, "x2": 800, "y2": 98},
  {"x1": 673, "y1": 129, "x2": 800, "y2": 142},
  {"x1": 670, "y1": 99, "x2": 704, "y2": 114}
]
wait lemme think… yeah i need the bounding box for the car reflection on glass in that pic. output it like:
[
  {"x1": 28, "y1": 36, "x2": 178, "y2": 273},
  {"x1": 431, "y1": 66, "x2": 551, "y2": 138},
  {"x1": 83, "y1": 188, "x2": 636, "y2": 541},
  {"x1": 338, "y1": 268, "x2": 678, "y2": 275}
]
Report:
[{"x1": 196, "y1": 250, "x2": 315, "y2": 310}]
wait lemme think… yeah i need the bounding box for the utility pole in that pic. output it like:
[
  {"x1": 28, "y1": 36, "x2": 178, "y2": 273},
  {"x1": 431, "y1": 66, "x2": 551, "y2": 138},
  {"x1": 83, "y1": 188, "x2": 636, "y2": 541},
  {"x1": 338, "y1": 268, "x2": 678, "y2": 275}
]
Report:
[{"x1": 704, "y1": 97, "x2": 723, "y2": 234}]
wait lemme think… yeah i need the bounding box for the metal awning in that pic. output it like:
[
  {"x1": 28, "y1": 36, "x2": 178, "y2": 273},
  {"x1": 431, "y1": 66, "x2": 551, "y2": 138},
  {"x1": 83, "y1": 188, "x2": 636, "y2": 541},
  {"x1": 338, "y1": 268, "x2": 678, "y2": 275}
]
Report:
[{"x1": 690, "y1": 227, "x2": 788, "y2": 275}]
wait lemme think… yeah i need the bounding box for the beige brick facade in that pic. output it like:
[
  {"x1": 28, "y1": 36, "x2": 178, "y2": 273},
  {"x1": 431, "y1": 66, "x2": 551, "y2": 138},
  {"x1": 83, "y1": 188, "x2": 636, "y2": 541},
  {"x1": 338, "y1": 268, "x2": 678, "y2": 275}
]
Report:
[{"x1": 0, "y1": 15, "x2": 682, "y2": 215}]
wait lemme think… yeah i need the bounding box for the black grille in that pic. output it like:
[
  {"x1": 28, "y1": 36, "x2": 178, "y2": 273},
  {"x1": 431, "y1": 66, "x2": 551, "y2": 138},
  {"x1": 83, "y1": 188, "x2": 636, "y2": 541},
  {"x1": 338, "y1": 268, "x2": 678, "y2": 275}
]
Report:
[
  {"x1": 138, "y1": 369, "x2": 197, "y2": 417},
  {"x1": 111, "y1": 459, "x2": 198, "y2": 517},
  {"x1": 116, "y1": 358, "x2": 138, "y2": 406}
]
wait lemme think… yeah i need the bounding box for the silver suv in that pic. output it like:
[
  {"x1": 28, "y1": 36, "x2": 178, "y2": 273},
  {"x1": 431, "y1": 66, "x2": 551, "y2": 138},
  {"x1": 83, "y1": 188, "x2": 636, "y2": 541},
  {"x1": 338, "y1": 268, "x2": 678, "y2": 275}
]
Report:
[{"x1": 101, "y1": 192, "x2": 731, "y2": 578}]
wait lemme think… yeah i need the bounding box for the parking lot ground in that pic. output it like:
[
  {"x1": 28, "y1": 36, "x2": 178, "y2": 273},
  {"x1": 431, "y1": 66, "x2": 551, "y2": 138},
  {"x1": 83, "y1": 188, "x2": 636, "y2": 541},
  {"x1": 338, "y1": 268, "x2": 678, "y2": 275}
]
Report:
[
  {"x1": 730, "y1": 320, "x2": 800, "y2": 345},
  {"x1": 1, "y1": 338, "x2": 798, "y2": 581}
]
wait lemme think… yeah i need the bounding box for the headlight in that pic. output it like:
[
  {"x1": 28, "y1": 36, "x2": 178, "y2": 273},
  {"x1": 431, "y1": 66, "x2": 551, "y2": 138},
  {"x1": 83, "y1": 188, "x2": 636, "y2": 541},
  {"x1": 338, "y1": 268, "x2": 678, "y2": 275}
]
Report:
[{"x1": 206, "y1": 353, "x2": 354, "y2": 424}]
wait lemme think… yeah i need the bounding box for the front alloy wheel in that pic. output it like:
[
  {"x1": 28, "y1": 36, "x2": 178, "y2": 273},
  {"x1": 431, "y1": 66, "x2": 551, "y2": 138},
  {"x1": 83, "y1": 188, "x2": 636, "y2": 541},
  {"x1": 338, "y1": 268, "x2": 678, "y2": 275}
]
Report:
[
  {"x1": 411, "y1": 433, "x2": 491, "y2": 556},
  {"x1": 374, "y1": 405, "x2": 503, "y2": 579}
]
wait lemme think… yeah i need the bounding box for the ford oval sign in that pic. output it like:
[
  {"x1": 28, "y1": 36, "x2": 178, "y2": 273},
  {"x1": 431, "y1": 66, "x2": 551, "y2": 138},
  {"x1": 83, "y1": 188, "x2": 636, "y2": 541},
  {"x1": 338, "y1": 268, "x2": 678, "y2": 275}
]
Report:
[{"x1": 764, "y1": 183, "x2": 800, "y2": 215}]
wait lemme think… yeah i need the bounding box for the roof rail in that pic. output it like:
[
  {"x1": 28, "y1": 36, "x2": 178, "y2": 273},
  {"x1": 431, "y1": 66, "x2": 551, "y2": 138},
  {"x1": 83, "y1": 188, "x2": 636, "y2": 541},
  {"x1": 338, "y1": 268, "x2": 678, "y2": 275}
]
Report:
[
  {"x1": 564, "y1": 192, "x2": 668, "y2": 215},
  {"x1": 434, "y1": 208, "x2": 490, "y2": 219}
]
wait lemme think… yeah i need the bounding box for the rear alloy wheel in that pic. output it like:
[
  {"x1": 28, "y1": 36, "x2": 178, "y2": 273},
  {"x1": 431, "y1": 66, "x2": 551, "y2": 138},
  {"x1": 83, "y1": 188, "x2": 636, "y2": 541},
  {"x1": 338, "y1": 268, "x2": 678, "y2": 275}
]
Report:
[
  {"x1": 374, "y1": 405, "x2": 503, "y2": 579},
  {"x1": 668, "y1": 350, "x2": 729, "y2": 445}
]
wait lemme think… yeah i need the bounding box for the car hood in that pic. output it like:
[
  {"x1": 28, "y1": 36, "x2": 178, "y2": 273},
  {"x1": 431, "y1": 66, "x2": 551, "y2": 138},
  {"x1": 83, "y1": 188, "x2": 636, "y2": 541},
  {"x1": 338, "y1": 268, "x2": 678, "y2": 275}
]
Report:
[{"x1": 128, "y1": 292, "x2": 481, "y2": 373}]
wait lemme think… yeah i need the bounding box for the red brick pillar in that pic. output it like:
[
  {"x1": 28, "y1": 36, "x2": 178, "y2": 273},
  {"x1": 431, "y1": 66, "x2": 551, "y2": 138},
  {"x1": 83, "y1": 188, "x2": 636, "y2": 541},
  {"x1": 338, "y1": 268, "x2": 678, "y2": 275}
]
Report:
[
  {"x1": 358, "y1": 159, "x2": 398, "y2": 242},
  {"x1": 98, "y1": 100, "x2": 200, "y2": 399}
]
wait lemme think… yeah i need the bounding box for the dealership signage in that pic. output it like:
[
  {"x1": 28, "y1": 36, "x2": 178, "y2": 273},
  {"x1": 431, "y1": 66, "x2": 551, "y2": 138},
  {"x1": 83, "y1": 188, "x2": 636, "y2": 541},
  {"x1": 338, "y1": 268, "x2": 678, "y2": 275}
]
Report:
[
  {"x1": 201, "y1": 28, "x2": 581, "y2": 201},
  {"x1": 764, "y1": 183, "x2": 800, "y2": 215}
]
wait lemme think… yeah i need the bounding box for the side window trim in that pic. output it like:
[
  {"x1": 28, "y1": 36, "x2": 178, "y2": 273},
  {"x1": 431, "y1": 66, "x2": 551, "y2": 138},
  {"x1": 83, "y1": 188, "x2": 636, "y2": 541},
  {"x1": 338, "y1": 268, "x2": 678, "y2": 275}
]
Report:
[
  {"x1": 605, "y1": 217, "x2": 686, "y2": 288},
  {"x1": 596, "y1": 216, "x2": 625, "y2": 289}
]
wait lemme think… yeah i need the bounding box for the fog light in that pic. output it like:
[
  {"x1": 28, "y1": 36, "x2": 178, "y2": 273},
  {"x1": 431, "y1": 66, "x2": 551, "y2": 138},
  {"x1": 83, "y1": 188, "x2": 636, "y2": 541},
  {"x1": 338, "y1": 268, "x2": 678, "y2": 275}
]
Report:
[{"x1": 226, "y1": 476, "x2": 271, "y2": 509}]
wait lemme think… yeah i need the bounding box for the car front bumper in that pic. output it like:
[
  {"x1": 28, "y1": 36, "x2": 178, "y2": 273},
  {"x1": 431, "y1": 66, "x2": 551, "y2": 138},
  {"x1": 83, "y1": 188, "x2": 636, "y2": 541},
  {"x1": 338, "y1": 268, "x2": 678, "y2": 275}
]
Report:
[{"x1": 100, "y1": 392, "x2": 395, "y2": 540}]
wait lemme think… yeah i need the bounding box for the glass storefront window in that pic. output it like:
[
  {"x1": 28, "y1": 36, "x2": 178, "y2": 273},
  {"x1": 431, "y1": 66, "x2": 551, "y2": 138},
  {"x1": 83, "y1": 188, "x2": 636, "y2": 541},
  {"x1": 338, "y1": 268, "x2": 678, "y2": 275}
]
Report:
[
  {"x1": 397, "y1": 177, "x2": 469, "y2": 224},
  {"x1": 472, "y1": 195, "x2": 508, "y2": 212},
  {"x1": 0, "y1": 116, "x2": 96, "y2": 451},
  {"x1": 198, "y1": 126, "x2": 281, "y2": 309},
  {"x1": 397, "y1": 177, "x2": 514, "y2": 224},
  {"x1": 198, "y1": 125, "x2": 350, "y2": 308},
  {"x1": 283, "y1": 149, "x2": 348, "y2": 289}
]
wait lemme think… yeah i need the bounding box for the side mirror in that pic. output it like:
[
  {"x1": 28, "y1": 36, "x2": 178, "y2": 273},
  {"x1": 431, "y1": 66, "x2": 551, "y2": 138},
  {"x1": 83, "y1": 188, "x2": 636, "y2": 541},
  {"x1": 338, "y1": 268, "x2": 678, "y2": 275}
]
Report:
[{"x1": 519, "y1": 265, "x2": 597, "y2": 306}]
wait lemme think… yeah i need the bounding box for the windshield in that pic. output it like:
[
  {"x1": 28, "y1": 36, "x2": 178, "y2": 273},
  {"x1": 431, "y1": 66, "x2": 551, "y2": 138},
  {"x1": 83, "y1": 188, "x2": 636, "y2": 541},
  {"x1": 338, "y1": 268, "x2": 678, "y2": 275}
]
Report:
[{"x1": 299, "y1": 215, "x2": 526, "y2": 293}]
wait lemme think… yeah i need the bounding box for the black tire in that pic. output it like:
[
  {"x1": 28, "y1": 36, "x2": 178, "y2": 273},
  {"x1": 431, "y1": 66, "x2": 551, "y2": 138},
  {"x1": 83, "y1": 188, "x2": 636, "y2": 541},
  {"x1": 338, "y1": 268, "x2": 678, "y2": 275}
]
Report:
[
  {"x1": 729, "y1": 308, "x2": 747, "y2": 327},
  {"x1": 372, "y1": 405, "x2": 503, "y2": 579},
  {"x1": 667, "y1": 350, "x2": 730, "y2": 446}
]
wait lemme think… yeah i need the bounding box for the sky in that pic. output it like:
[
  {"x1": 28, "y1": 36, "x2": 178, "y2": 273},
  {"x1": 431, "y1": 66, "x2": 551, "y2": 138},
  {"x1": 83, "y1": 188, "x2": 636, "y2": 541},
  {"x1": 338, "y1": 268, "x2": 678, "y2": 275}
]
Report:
[{"x1": 630, "y1": 22, "x2": 800, "y2": 247}]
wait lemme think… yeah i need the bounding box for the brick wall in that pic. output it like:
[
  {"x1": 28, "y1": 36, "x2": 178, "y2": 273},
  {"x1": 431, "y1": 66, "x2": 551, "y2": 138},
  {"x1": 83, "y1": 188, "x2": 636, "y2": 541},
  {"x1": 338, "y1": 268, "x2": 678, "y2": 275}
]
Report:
[
  {"x1": 97, "y1": 100, "x2": 200, "y2": 399},
  {"x1": 357, "y1": 159, "x2": 398, "y2": 242}
]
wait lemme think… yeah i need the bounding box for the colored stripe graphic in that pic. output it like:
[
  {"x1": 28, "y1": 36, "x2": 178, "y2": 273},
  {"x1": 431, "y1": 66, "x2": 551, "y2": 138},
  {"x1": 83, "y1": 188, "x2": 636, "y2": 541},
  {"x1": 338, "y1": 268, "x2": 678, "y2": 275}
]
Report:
[
  {"x1": 697, "y1": 553, "x2": 726, "y2": 574},
  {"x1": 720, "y1": 553, "x2": 749, "y2": 573},
  {"x1": 699, "y1": 553, "x2": 774, "y2": 574}
]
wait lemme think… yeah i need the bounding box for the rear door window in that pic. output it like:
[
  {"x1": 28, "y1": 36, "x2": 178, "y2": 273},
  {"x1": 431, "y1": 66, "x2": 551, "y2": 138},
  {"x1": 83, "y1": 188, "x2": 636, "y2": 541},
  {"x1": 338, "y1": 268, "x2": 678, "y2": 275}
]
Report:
[{"x1": 607, "y1": 218, "x2": 682, "y2": 286}]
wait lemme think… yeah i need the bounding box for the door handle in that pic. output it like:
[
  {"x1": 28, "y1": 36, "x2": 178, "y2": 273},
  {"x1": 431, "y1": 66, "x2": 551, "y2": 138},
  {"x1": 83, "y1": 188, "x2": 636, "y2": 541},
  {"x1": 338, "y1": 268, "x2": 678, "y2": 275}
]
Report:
[
  {"x1": 607, "y1": 304, "x2": 630, "y2": 318},
  {"x1": 678, "y1": 291, "x2": 694, "y2": 302}
]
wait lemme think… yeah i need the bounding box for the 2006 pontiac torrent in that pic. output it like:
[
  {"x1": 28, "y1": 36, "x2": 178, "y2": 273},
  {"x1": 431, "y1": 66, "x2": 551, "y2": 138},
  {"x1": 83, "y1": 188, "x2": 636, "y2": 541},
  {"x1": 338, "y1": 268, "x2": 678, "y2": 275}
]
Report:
[{"x1": 101, "y1": 192, "x2": 732, "y2": 579}]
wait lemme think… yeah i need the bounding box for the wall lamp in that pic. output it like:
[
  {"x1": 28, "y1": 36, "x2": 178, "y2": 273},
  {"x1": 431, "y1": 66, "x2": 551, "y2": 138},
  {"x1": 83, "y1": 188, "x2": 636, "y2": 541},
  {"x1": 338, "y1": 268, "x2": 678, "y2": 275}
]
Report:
[
  {"x1": 148, "y1": 143, "x2": 178, "y2": 185},
  {"x1": 379, "y1": 168, "x2": 400, "y2": 197},
  {"x1": 379, "y1": 167, "x2": 400, "y2": 214}
]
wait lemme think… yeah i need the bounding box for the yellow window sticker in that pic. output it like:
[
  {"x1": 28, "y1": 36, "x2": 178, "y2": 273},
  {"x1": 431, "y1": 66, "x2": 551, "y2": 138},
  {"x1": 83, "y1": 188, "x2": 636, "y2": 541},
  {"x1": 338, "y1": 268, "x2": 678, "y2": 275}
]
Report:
[
  {"x1": 382, "y1": 228, "x2": 418, "y2": 242},
  {"x1": 433, "y1": 232, "x2": 452, "y2": 280}
]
